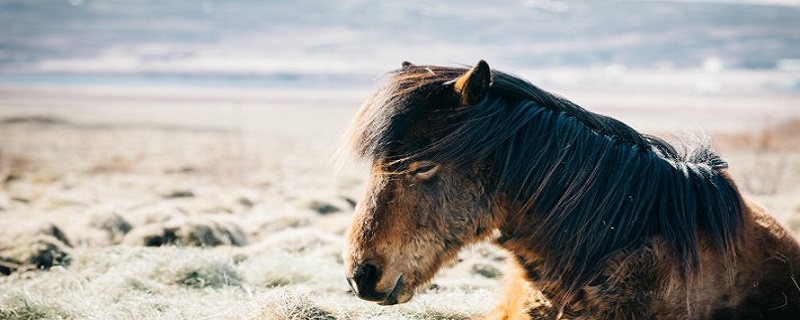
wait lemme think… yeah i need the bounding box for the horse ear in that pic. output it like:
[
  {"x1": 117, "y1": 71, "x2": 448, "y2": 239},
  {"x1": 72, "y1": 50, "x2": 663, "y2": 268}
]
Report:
[
  {"x1": 401, "y1": 61, "x2": 414, "y2": 69},
  {"x1": 453, "y1": 60, "x2": 491, "y2": 107}
]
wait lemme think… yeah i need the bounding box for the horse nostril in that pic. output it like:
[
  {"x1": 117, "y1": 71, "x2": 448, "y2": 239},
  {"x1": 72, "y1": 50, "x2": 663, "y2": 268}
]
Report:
[
  {"x1": 350, "y1": 263, "x2": 385, "y2": 301},
  {"x1": 354, "y1": 263, "x2": 380, "y2": 287}
]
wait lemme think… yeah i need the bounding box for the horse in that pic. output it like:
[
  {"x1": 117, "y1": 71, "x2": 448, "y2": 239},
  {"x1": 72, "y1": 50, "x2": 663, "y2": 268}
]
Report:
[{"x1": 341, "y1": 60, "x2": 800, "y2": 319}]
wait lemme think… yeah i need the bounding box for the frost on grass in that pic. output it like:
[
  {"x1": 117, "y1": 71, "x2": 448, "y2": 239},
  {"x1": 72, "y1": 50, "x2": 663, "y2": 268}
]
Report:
[
  {"x1": 238, "y1": 248, "x2": 345, "y2": 292},
  {"x1": 0, "y1": 221, "x2": 72, "y2": 275},
  {"x1": 0, "y1": 247, "x2": 254, "y2": 319},
  {"x1": 88, "y1": 211, "x2": 133, "y2": 244},
  {"x1": 255, "y1": 227, "x2": 343, "y2": 256},
  {"x1": 0, "y1": 225, "x2": 502, "y2": 319},
  {"x1": 240, "y1": 252, "x2": 313, "y2": 288},
  {"x1": 122, "y1": 216, "x2": 247, "y2": 247},
  {"x1": 0, "y1": 235, "x2": 71, "y2": 275},
  {"x1": 0, "y1": 291, "x2": 77, "y2": 320},
  {"x1": 155, "y1": 251, "x2": 242, "y2": 289},
  {"x1": 255, "y1": 289, "x2": 337, "y2": 320}
]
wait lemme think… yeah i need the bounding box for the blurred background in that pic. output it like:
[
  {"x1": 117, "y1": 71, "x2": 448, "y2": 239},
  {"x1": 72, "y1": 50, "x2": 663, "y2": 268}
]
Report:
[{"x1": 1, "y1": 0, "x2": 799, "y2": 88}]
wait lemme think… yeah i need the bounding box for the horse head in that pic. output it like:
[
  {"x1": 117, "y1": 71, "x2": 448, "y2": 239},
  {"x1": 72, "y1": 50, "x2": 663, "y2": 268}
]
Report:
[{"x1": 343, "y1": 61, "x2": 502, "y2": 305}]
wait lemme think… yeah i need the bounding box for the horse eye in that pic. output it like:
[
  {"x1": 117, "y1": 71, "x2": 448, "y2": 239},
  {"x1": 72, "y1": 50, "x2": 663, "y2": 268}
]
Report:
[{"x1": 408, "y1": 161, "x2": 440, "y2": 179}]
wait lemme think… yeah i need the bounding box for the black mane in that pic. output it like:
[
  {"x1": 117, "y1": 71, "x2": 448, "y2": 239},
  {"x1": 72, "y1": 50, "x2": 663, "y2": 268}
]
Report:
[{"x1": 347, "y1": 64, "x2": 745, "y2": 293}]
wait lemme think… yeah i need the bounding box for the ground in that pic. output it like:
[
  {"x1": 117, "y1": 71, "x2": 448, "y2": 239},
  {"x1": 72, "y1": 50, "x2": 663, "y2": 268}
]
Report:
[{"x1": 0, "y1": 69, "x2": 798, "y2": 319}]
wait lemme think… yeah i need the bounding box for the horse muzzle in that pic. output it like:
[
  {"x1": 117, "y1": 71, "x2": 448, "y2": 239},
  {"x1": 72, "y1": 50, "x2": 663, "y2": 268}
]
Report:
[{"x1": 346, "y1": 263, "x2": 407, "y2": 305}]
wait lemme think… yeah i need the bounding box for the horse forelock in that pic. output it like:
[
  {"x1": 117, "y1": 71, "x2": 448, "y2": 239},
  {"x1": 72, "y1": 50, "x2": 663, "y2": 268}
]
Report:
[
  {"x1": 345, "y1": 64, "x2": 746, "y2": 295},
  {"x1": 345, "y1": 65, "x2": 467, "y2": 164}
]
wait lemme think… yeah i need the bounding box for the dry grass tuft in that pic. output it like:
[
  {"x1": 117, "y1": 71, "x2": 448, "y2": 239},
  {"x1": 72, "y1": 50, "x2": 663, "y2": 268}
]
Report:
[
  {"x1": 0, "y1": 222, "x2": 72, "y2": 275},
  {"x1": 122, "y1": 217, "x2": 247, "y2": 247},
  {"x1": 0, "y1": 235, "x2": 71, "y2": 273},
  {"x1": 255, "y1": 289, "x2": 337, "y2": 320},
  {"x1": 88, "y1": 211, "x2": 133, "y2": 244},
  {"x1": 238, "y1": 249, "x2": 344, "y2": 291},
  {"x1": 256, "y1": 227, "x2": 343, "y2": 254},
  {"x1": 0, "y1": 291, "x2": 77, "y2": 320},
  {"x1": 159, "y1": 254, "x2": 242, "y2": 289}
]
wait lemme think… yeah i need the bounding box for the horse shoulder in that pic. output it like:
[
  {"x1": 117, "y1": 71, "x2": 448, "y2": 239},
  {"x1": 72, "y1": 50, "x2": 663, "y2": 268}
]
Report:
[
  {"x1": 503, "y1": 241, "x2": 681, "y2": 319},
  {"x1": 714, "y1": 199, "x2": 800, "y2": 319},
  {"x1": 572, "y1": 244, "x2": 681, "y2": 319}
]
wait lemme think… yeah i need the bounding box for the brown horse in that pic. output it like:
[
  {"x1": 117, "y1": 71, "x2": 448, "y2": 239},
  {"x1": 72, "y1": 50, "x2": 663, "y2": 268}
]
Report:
[{"x1": 342, "y1": 60, "x2": 800, "y2": 319}]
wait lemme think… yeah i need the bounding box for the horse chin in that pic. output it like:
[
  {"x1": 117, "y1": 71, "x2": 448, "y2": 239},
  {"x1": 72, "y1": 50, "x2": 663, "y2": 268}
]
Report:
[
  {"x1": 377, "y1": 274, "x2": 413, "y2": 305},
  {"x1": 377, "y1": 247, "x2": 458, "y2": 305}
]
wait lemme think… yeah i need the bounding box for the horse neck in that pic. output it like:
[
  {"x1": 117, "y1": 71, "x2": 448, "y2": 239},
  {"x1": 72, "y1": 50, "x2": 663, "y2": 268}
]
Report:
[{"x1": 490, "y1": 106, "x2": 744, "y2": 295}]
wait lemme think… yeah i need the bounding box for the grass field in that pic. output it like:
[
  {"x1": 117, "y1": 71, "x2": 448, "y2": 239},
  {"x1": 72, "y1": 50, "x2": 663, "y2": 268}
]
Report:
[{"x1": 0, "y1": 72, "x2": 798, "y2": 319}]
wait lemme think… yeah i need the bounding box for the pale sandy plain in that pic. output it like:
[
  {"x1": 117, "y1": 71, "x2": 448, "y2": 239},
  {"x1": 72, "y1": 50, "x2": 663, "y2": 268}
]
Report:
[{"x1": 0, "y1": 68, "x2": 798, "y2": 319}]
